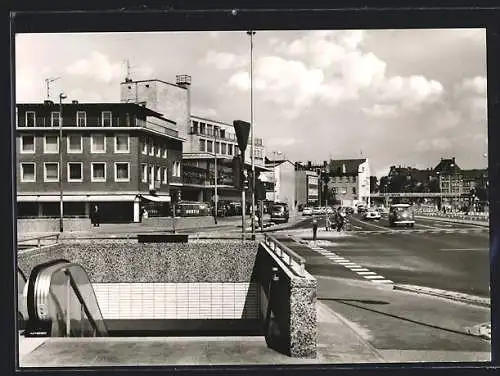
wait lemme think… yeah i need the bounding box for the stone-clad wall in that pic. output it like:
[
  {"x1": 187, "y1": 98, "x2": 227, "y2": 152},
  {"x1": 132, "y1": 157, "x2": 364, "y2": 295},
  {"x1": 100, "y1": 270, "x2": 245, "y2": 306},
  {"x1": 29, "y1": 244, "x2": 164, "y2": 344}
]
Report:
[
  {"x1": 254, "y1": 243, "x2": 318, "y2": 358},
  {"x1": 18, "y1": 240, "x2": 258, "y2": 283}
]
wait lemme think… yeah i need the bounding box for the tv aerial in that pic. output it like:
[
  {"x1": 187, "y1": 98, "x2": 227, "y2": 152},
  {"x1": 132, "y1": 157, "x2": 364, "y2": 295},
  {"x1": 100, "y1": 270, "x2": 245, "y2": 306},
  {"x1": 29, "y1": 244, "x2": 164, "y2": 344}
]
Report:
[{"x1": 45, "y1": 77, "x2": 60, "y2": 100}]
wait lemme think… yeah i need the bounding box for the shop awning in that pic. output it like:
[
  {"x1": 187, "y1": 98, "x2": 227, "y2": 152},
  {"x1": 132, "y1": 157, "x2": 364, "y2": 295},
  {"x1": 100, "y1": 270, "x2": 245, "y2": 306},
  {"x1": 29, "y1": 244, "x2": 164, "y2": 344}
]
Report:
[
  {"x1": 141, "y1": 194, "x2": 171, "y2": 203},
  {"x1": 17, "y1": 195, "x2": 137, "y2": 202}
]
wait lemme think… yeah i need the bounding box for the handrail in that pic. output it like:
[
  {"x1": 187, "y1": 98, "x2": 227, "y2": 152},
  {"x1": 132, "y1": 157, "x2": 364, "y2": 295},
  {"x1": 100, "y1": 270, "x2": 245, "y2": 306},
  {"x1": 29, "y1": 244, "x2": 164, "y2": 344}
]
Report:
[
  {"x1": 63, "y1": 268, "x2": 104, "y2": 337},
  {"x1": 18, "y1": 233, "x2": 60, "y2": 253},
  {"x1": 264, "y1": 234, "x2": 306, "y2": 277}
]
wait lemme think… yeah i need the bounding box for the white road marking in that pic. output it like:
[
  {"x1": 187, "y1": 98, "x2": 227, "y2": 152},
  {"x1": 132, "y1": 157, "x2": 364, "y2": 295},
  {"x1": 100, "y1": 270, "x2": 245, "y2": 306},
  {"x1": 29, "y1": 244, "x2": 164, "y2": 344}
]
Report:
[
  {"x1": 353, "y1": 225, "x2": 363, "y2": 229},
  {"x1": 372, "y1": 279, "x2": 394, "y2": 284},
  {"x1": 440, "y1": 248, "x2": 489, "y2": 251},
  {"x1": 351, "y1": 218, "x2": 392, "y2": 231},
  {"x1": 357, "y1": 271, "x2": 377, "y2": 275},
  {"x1": 351, "y1": 268, "x2": 369, "y2": 272},
  {"x1": 363, "y1": 275, "x2": 386, "y2": 279}
]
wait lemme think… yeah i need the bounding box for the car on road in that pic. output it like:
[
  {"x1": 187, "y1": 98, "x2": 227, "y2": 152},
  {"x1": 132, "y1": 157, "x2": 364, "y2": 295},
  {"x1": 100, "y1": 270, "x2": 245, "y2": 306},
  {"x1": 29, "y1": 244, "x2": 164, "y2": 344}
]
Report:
[
  {"x1": 312, "y1": 206, "x2": 323, "y2": 215},
  {"x1": 302, "y1": 207, "x2": 313, "y2": 216},
  {"x1": 325, "y1": 206, "x2": 334, "y2": 214},
  {"x1": 376, "y1": 207, "x2": 389, "y2": 217},
  {"x1": 364, "y1": 209, "x2": 381, "y2": 220},
  {"x1": 270, "y1": 202, "x2": 289, "y2": 223},
  {"x1": 388, "y1": 203, "x2": 415, "y2": 227}
]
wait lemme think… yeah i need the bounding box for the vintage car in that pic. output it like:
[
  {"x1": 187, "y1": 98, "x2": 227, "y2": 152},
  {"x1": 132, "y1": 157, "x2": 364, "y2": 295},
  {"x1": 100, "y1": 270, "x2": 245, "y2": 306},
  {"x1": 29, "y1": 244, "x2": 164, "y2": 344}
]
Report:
[
  {"x1": 388, "y1": 203, "x2": 415, "y2": 227},
  {"x1": 270, "y1": 202, "x2": 289, "y2": 223},
  {"x1": 302, "y1": 207, "x2": 313, "y2": 216},
  {"x1": 364, "y1": 208, "x2": 381, "y2": 220}
]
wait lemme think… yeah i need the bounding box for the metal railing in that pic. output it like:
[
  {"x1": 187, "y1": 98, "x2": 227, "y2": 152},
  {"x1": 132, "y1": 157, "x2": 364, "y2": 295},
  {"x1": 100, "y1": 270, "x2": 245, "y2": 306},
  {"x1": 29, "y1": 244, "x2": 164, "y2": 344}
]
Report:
[
  {"x1": 18, "y1": 233, "x2": 60, "y2": 252},
  {"x1": 264, "y1": 234, "x2": 306, "y2": 277}
]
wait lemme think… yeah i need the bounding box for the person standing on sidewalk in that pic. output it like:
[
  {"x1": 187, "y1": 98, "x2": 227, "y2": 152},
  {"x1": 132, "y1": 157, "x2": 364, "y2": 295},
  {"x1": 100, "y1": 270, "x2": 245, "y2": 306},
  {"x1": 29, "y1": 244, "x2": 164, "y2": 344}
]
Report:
[
  {"x1": 312, "y1": 215, "x2": 318, "y2": 241},
  {"x1": 91, "y1": 204, "x2": 100, "y2": 227}
]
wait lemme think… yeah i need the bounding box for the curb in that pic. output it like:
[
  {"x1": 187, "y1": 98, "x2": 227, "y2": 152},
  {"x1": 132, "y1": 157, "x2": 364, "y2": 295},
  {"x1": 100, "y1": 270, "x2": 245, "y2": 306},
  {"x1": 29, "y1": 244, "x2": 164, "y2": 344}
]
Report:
[
  {"x1": 415, "y1": 215, "x2": 489, "y2": 227},
  {"x1": 394, "y1": 284, "x2": 490, "y2": 308}
]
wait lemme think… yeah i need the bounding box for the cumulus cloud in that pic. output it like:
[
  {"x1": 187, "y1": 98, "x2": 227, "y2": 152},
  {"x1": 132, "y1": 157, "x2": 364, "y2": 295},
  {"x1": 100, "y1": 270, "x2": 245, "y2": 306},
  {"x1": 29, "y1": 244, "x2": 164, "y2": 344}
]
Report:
[
  {"x1": 460, "y1": 76, "x2": 487, "y2": 95},
  {"x1": 362, "y1": 104, "x2": 398, "y2": 118},
  {"x1": 415, "y1": 138, "x2": 453, "y2": 152},
  {"x1": 202, "y1": 50, "x2": 246, "y2": 70},
  {"x1": 66, "y1": 52, "x2": 124, "y2": 83}
]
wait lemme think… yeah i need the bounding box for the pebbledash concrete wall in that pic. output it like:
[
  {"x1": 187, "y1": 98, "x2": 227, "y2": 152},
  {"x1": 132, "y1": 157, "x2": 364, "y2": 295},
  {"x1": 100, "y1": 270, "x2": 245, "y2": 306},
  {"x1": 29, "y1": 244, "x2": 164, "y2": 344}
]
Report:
[
  {"x1": 18, "y1": 218, "x2": 92, "y2": 233},
  {"x1": 18, "y1": 240, "x2": 318, "y2": 358}
]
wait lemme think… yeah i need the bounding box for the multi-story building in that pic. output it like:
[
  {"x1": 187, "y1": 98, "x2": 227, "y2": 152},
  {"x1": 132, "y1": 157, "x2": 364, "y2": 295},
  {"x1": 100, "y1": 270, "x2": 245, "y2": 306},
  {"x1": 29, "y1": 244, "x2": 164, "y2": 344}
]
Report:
[
  {"x1": 261, "y1": 159, "x2": 296, "y2": 214},
  {"x1": 120, "y1": 76, "x2": 268, "y2": 207},
  {"x1": 294, "y1": 162, "x2": 319, "y2": 208},
  {"x1": 16, "y1": 100, "x2": 183, "y2": 223},
  {"x1": 433, "y1": 157, "x2": 464, "y2": 208},
  {"x1": 327, "y1": 159, "x2": 371, "y2": 207}
]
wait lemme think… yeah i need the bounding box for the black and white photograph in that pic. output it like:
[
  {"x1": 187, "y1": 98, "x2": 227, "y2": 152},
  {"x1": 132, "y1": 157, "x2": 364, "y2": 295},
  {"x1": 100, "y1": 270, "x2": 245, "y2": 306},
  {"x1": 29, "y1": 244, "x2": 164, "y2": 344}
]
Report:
[{"x1": 14, "y1": 27, "x2": 490, "y2": 367}]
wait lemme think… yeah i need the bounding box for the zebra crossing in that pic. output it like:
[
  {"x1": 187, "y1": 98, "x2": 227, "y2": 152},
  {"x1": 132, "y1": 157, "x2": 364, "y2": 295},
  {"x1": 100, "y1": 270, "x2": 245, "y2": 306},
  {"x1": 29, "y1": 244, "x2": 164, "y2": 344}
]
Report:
[
  {"x1": 351, "y1": 227, "x2": 488, "y2": 236},
  {"x1": 303, "y1": 241, "x2": 394, "y2": 287}
]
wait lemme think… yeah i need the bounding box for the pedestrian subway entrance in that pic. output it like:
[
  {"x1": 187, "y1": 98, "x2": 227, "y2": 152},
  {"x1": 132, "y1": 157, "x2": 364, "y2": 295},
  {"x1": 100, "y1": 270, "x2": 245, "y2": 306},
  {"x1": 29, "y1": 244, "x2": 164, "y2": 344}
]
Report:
[{"x1": 17, "y1": 238, "x2": 318, "y2": 358}]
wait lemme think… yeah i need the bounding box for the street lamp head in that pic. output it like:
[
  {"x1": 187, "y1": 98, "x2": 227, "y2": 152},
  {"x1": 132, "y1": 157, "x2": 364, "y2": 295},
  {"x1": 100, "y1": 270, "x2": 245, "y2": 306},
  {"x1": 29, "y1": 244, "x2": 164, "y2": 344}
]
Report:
[{"x1": 59, "y1": 93, "x2": 67, "y2": 100}]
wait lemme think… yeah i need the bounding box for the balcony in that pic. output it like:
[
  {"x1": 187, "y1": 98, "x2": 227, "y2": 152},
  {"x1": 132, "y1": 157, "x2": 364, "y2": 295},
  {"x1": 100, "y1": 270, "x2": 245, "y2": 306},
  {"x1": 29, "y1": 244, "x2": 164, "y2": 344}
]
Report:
[
  {"x1": 18, "y1": 117, "x2": 179, "y2": 138},
  {"x1": 190, "y1": 127, "x2": 263, "y2": 145}
]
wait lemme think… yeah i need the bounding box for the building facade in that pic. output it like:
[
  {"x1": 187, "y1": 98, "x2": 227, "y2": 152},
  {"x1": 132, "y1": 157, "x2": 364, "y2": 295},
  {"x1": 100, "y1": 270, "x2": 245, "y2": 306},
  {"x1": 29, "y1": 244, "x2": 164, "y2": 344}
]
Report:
[
  {"x1": 262, "y1": 160, "x2": 296, "y2": 215},
  {"x1": 120, "y1": 77, "x2": 268, "y2": 209},
  {"x1": 295, "y1": 163, "x2": 319, "y2": 209},
  {"x1": 16, "y1": 101, "x2": 183, "y2": 223}
]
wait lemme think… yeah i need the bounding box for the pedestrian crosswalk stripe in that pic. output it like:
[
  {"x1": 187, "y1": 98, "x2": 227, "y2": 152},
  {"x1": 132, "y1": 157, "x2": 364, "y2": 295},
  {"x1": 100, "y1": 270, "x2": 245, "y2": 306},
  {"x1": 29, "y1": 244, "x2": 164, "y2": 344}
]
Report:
[
  {"x1": 372, "y1": 279, "x2": 394, "y2": 284},
  {"x1": 363, "y1": 275, "x2": 385, "y2": 279},
  {"x1": 352, "y1": 268, "x2": 369, "y2": 272},
  {"x1": 357, "y1": 271, "x2": 377, "y2": 275}
]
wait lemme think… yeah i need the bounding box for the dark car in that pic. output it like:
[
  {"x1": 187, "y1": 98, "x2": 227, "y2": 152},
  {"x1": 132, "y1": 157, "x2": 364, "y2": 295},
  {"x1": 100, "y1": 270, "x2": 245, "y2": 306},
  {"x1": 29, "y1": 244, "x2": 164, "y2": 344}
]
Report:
[
  {"x1": 388, "y1": 203, "x2": 415, "y2": 227},
  {"x1": 270, "y1": 202, "x2": 289, "y2": 223}
]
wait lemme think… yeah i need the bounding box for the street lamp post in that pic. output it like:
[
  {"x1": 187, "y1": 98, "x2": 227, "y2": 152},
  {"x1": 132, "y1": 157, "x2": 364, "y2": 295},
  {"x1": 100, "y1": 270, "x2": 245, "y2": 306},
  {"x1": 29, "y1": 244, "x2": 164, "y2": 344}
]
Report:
[
  {"x1": 58, "y1": 93, "x2": 67, "y2": 232},
  {"x1": 214, "y1": 126, "x2": 219, "y2": 225},
  {"x1": 247, "y1": 30, "x2": 256, "y2": 240}
]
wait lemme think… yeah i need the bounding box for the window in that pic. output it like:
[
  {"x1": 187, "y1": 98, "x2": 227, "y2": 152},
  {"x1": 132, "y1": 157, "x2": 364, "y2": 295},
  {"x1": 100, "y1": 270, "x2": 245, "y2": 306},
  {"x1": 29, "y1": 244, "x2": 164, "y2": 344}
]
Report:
[
  {"x1": 77, "y1": 111, "x2": 86, "y2": 127},
  {"x1": 173, "y1": 161, "x2": 181, "y2": 177},
  {"x1": 341, "y1": 187, "x2": 347, "y2": 194},
  {"x1": 44, "y1": 135, "x2": 59, "y2": 153},
  {"x1": 207, "y1": 141, "x2": 213, "y2": 153},
  {"x1": 115, "y1": 162, "x2": 130, "y2": 182},
  {"x1": 156, "y1": 167, "x2": 161, "y2": 182},
  {"x1": 162, "y1": 147, "x2": 167, "y2": 158},
  {"x1": 163, "y1": 167, "x2": 168, "y2": 184},
  {"x1": 67, "y1": 163, "x2": 83, "y2": 182},
  {"x1": 25, "y1": 111, "x2": 36, "y2": 127},
  {"x1": 156, "y1": 145, "x2": 161, "y2": 157},
  {"x1": 101, "y1": 111, "x2": 112, "y2": 127},
  {"x1": 149, "y1": 140, "x2": 155, "y2": 156},
  {"x1": 114, "y1": 134, "x2": 129, "y2": 153},
  {"x1": 149, "y1": 165, "x2": 155, "y2": 183},
  {"x1": 200, "y1": 123, "x2": 206, "y2": 134},
  {"x1": 44, "y1": 162, "x2": 59, "y2": 182},
  {"x1": 228, "y1": 144, "x2": 233, "y2": 156},
  {"x1": 215, "y1": 142, "x2": 220, "y2": 154},
  {"x1": 199, "y1": 139, "x2": 206, "y2": 152},
  {"x1": 51, "y1": 112, "x2": 61, "y2": 127},
  {"x1": 91, "y1": 162, "x2": 106, "y2": 182},
  {"x1": 141, "y1": 164, "x2": 147, "y2": 183},
  {"x1": 67, "y1": 134, "x2": 83, "y2": 153},
  {"x1": 221, "y1": 143, "x2": 227, "y2": 155},
  {"x1": 20, "y1": 135, "x2": 35, "y2": 153},
  {"x1": 21, "y1": 163, "x2": 35, "y2": 182},
  {"x1": 141, "y1": 138, "x2": 147, "y2": 155},
  {"x1": 91, "y1": 134, "x2": 106, "y2": 153},
  {"x1": 352, "y1": 187, "x2": 356, "y2": 194}
]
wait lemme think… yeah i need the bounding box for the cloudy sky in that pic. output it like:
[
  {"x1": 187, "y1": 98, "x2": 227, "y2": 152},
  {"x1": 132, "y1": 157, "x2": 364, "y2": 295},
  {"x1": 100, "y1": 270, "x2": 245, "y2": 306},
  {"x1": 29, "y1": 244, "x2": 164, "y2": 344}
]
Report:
[{"x1": 15, "y1": 29, "x2": 487, "y2": 178}]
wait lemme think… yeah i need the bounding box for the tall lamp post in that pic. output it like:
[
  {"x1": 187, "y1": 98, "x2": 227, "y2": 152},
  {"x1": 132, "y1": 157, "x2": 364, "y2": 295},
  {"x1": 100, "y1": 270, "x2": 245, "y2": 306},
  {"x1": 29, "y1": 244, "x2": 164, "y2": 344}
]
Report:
[
  {"x1": 58, "y1": 92, "x2": 67, "y2": 232},
  {"x1": 247, "y1": 30, "x2": 256, "y2": 240},
  {"x1": 214, "y1": 126, "x2": 219, "y2": 224}
]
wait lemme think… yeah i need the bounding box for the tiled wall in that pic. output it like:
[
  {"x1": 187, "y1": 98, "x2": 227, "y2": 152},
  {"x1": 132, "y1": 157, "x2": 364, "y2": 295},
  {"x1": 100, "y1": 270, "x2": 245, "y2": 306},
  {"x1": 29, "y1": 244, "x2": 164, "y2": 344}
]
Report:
[{"x1": 92, "y1": 282, "x2": 260, "y2": 320}]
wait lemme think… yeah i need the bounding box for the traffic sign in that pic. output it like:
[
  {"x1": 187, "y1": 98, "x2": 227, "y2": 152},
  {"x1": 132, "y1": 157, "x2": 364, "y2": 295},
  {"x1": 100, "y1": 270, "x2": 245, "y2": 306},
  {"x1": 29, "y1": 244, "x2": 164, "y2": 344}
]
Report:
[{"x1": 233, "y1": 120, "x2": 250, "y2": 154}]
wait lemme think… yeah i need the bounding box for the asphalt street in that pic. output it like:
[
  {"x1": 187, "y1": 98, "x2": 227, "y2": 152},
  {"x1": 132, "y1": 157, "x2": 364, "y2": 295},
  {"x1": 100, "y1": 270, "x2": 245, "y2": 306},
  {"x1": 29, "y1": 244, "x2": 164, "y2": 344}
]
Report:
[
  {"x1": 274, "y1": 217, "x2": 491, "y2": 356},
  {"x1": 281, "y1": 214, "x2": 490, "y2": 297}
]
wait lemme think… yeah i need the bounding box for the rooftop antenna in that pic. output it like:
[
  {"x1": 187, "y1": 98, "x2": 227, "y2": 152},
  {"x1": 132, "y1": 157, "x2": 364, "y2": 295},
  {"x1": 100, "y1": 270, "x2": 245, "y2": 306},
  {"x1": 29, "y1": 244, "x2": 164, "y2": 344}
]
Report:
[{"x1": 45, "y1": 77, "x2": 60, "y2": 100}]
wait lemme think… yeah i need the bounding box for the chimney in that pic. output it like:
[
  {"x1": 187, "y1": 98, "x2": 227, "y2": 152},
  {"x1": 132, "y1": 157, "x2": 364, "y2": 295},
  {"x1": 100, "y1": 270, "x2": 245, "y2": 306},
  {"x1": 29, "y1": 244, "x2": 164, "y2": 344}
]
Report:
[
  {"x1": 72, "y1": 100, "x2": 78, "y2": 104},
  {"x1": 452, "y1": 157, "x2": 455, "y2": 163},
  {"x1": 308, "y1": 161, "x2": 312, "y2": 169},
  {"x1": 323, "y1": 160, "x2": 327, "y2": 167},
  {"x1": 43, "y1": 100, "x2": 54, "y2": 105}
]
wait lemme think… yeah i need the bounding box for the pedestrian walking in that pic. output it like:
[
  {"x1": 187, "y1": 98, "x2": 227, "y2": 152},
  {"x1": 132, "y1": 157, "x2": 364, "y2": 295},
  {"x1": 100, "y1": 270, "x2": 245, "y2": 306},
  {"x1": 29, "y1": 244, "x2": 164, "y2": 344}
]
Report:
[
  {"x1": 312, "y1": 216, "x2": 318, "y2": 241},
  {"x1": 139, "y1": 205, "x2": 145, "y2": 222},
  {"x1": 91, "y1": 204, "x2": 100, "y2": 227}
]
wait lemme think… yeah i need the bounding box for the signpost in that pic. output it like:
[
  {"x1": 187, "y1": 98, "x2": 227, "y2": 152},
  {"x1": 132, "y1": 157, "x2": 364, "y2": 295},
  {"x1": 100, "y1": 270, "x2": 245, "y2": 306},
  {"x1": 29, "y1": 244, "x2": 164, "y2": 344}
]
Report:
[{"x1": 233, "y1": 120, "x2": 251, "y2": 241}]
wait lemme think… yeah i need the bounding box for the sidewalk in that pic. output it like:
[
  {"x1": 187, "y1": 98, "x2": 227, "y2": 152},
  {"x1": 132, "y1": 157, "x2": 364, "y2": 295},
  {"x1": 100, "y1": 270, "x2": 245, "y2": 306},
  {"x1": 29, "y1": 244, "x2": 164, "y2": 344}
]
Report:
[
  {"x1": 415, "y1": 214, "x2": 489, "y2": 227},
  {"x1": 19, "y1": 276, "x2": 490, "y2": 367}
]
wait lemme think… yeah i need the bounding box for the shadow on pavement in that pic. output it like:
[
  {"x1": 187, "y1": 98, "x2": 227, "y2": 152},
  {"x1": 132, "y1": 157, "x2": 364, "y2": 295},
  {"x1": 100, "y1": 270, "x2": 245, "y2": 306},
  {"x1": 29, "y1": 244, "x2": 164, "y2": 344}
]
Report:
[{"x1": 320, "y1": 298, "x2": 488, "y2": 340}]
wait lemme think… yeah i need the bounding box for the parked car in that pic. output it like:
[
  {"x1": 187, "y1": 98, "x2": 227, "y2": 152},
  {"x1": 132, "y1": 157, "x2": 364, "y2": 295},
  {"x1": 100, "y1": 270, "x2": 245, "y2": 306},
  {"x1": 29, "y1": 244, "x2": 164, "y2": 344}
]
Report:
[
  {"x1": 302, "y1": 207, "x2": 313, "y2": 216},
  {"x1": 271, "y1": 202, "x2": 289, "y2": 223},
  {"x1": 376, "y1": 207, "x2": 389, "y2": 217},
  {"x1": 388, "y1": 203, "x2": 415, "y2": 227},
  {"x1": 364, "y1": 209, "x2": 381, "y2": 220}
]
